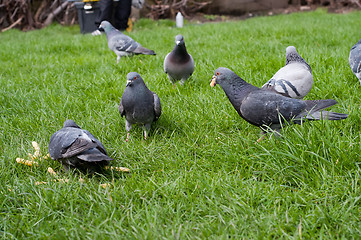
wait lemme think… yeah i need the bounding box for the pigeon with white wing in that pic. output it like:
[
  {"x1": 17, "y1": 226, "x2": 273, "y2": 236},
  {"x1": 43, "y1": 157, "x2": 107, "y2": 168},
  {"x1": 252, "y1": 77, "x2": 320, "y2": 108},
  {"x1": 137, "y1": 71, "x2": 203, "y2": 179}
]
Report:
[{"x1": 262, "y1": 46, "x2": 313, "y2": 99}]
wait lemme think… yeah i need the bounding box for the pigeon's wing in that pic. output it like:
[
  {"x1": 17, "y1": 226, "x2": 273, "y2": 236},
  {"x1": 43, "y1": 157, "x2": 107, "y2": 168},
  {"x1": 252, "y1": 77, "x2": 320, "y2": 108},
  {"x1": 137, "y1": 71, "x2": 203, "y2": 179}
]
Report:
[
  {"x1": 240, "y1": 90, "x2": 307, "y2": 126},
  {"x1": 153, "y1": 92, "x2": 162, "y2": 121},
  {"x1": 349, "y1": 45, "x2": 361, "y2": 74},
  {"x1": 82, "y1": 129, "x2": 108, "y2": 155},
  {"x1": 163, "y1": 53, "x2": 170, "y2": 73},
  {"x1": 262, "y1": 64, "x2": 313, "y2": 99},
  {"x1": 349, "y1": 56, "x2": 361, "y2": 74},
  {"x1": 189, "y1": 54, "x2": 195, "y2": 75},
  {"x1": 49, "y1": 128, "x2": 97, "y2": 160},
  {"x1": 118, "y1": 98, "x2": 126, "y2": 117},
  {"x1": 109, "y1": 34, "x2": 138, "y2": 52},
  {"x1": 131, "y1": 45, "x2": 155, "y2": 55},
  {"x1": 76, "y1": 148, "x2": 113, "y2": 162},
  {"x1": 61, "y1": 136, "x2": 98, "y2": 159},
  {"x1": 49, "y1": 129, "x2": 74, "y2": 159},
  {"x1": 262, "y1": 78, "x2": 301, "y2": 98}
]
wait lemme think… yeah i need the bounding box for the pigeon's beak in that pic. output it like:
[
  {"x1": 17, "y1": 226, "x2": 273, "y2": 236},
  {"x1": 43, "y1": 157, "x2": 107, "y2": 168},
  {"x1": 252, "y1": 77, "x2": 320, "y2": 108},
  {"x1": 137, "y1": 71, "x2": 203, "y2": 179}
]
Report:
[
  {"x1": 176, "y1": 40, "x2": 181, "y2": 45},
  {"x1": 210, "y1": 75, "x2": 217, "y2": 87},
  {"x1": 126, "y1": 80, "x2": 132, "y2": 87}
]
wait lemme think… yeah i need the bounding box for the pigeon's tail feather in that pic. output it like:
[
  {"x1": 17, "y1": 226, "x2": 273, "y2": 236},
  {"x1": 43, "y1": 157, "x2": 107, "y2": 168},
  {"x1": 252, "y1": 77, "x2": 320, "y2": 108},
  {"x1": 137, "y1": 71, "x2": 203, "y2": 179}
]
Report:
[
  {"x1": 302, "y1": 111, "x2": 348, "y2": 121},
  {"x1": 77, "y1": 148, "x2": 113, "y2": 162},
  {"x1": 61, "y1": 138, "x2": 98, "y2": 159},
  {"x1": 294, "y1": 110, "x2": 348, "y2": 124},
  {"x1": 293, "y1": 99, "x2": 348, "y2": 124},
  {"x1": 133, "y1": 46, "x2": 156, "y2": 55},
  {"x1": 304, "y1": 99, "x2": 337, "y2": 113}
]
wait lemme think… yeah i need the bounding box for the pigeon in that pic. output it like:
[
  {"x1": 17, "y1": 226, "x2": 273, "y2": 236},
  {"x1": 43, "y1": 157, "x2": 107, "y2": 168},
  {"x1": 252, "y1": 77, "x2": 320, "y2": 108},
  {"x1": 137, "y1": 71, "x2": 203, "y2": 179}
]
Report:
[
  {"x1": 163, "y1": 34, "x2": 194, "y2": 85},
  {"x1": 210, "y1": 67, "x2": 348, "y2": 141},
  {"x1": 49, "y1": 120, "x2": 113, "y2": 174},
  {"x1": 99, "y1": 21, "x2": 156, "y2": 64},
  {"x1": 119, "y1": 72, "x2": 161, "y2": 141},
  {"x1": 349, "y1": 39, "x2": 361, "y2": 85},
  {"x1": 262, "y1": 46, "x2": 313, "y2": 99}
]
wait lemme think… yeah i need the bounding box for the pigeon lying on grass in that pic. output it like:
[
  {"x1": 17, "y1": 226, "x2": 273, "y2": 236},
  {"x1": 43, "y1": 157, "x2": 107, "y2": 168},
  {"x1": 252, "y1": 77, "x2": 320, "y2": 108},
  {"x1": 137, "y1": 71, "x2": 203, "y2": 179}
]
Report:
[
  {"x1": 349, "y1": 39, "x2": 361, "y2": 85},
  {"x1": 262, "y1": 46, "x2": 313, "y2": 99},
  {"x1": 210, "y1": 67, "x2": 348, "y2": 141},
  {"x1": 99, "y1": 21, "x2": 156, "y2": 64},
  {"x1": 164, "y1": 34, "x2": 194, "y2": 85},
  {"x1": 49, "y1": 120, "x2": 113, "y2": 174},
  {"x1": 119, "y1": 72, "x2": 161, "y2": 141}
]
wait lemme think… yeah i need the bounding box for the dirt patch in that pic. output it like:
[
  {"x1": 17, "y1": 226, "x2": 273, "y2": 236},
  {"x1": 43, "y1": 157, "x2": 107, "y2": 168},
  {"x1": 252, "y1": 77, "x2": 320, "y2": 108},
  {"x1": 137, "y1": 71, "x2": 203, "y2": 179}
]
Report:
[{"x1": 186, "y1": 5, "x2": 360, "y2": 24}]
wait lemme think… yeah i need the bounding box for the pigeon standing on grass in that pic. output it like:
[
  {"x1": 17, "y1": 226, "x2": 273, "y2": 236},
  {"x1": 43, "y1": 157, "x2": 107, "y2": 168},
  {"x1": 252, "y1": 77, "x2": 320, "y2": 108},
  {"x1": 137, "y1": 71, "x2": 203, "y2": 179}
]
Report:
[
  {"x1": 210, "y1": 67, "x2": 348, "y2": 141},
  {"x1": 262, "y1": 46, "x2": 313, "y2": 99},
  {"x1": 164, "y1": 34, "x2": 194, "y2": 85},
  {"x1": 99, "y1": 21, "x2": 156, "y2": 64},
  {"x1": 49, "y1": 120, "x2": 113, "y2": 174},
  {"x1": 349, "y1": 39, "x2": 361, "y2": 85},
  {"x1": 119, "y1": 72, "x2": 161, "y2": 141}
]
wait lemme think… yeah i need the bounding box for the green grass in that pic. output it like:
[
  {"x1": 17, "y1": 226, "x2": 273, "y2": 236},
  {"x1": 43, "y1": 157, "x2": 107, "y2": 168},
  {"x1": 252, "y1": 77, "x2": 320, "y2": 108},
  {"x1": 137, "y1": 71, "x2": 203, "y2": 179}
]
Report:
[{"x1": 1, "y1": 8, "x2": 361, "y2": 239}]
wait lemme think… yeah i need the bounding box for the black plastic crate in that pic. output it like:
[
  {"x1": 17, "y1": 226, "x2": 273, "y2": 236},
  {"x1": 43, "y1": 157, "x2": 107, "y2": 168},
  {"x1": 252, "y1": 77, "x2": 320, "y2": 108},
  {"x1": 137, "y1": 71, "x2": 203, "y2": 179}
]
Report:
[{"x1": 74, "y1": 2, "x2": 100, "y2": 34}]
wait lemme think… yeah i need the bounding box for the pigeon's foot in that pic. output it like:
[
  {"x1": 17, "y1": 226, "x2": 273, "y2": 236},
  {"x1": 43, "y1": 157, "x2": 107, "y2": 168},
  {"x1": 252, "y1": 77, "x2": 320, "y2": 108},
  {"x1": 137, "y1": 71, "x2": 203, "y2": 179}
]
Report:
[
  {"x1": 256, "y1": 135, "x2": 265, "y2": 143},
  {"x1": 255, "y1": 131, "x2": 266, "y2": 143},
  {"x1": 144, "y1": 131, "x2": 148, "y2": 141},
  {"x1": 126, "y1": 133, "x2": 130, "y2": 142}
]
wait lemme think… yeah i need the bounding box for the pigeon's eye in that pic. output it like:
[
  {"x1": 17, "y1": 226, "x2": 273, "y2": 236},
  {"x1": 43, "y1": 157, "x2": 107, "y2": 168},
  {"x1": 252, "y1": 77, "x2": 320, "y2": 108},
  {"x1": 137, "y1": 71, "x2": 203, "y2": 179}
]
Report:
[
  {"x1": 216, "y1": 72, "x2": 220, "y2": 76},
  {"x1": 134, "y1": 76, "x2": 137, "y2": 80}
]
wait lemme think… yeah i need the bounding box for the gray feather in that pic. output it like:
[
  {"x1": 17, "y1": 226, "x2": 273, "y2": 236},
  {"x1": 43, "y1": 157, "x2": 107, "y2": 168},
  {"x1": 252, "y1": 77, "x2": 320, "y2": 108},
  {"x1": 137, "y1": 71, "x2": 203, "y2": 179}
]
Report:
[{"x1": 153, "y1": 92, "x2": 162, "y2": 121}]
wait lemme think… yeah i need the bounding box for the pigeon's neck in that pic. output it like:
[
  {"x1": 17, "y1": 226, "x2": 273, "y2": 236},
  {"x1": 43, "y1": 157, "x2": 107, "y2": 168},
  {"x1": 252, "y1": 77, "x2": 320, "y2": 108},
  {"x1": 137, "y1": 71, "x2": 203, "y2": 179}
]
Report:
[
  {"x1": 286, "y1": 53, "x2": 312, "y2": 73},
  {"x1": 219, "y1": 76, "x2": 258, "y2": 114},
  {"x1": 122, "y1": 83, "x2": 153, "y2": 112},
  {"x1": 172, "y1": 44, "x2": 190, "y2": 62},
  {"x1": 106, "y1": 27, "x2": 122, "y2": 39},
  {"x1": 128, "y1": 82, "x2": 149, "y2": 95}
]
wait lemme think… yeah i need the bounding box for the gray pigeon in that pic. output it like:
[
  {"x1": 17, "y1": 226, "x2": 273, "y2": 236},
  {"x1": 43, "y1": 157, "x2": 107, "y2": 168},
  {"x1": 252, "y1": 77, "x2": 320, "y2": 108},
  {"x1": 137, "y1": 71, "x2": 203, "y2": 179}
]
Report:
[
  {"x1": 163, "y1": 34, "x2": 194, "y2": 85},
  {"x1": 210, "y1": 67, "x2": 348, "y2": 141},
  {"x1": 99, "y1": 21, "x2": 156, "y2": 64},
  {"x1": 349, "y1": 39, "x2": 361, "y2": 85},
  {"x1": 119, "y1": 72, "x2": 161, "y2": 141},
  {"x1": 49, "y1": 120, "x2": 113, "y2": 173},
  {"x1": 262, "y1": 46, "x2": 313, "y2": 99}
]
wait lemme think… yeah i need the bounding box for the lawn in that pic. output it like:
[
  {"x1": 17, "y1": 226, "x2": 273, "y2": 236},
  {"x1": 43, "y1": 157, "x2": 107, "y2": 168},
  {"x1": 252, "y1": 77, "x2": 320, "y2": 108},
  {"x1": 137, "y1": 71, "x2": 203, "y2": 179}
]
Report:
[{"x1": 1, "y1": 8, "x2": 361, "y2": 239}]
